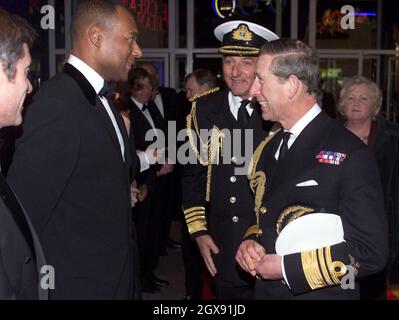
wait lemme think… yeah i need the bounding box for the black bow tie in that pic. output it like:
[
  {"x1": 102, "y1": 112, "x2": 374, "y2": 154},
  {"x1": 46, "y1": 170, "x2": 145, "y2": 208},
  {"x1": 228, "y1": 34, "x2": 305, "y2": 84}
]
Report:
[
  {"x1": 98, "y1": 81, "x2": 115, "y2": 98},
  {"x1": 142, "y1": 103, "x2": 149, "y2": 112}
]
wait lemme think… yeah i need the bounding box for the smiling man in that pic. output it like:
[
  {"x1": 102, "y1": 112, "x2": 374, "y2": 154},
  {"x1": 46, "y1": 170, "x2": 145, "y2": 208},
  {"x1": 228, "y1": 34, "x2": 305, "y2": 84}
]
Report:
[
  {"x1": 236, "y1": 38, "x2": 388, "y2": 299},
  {"x1": 8, "y1": 0, "x2": 142, "y2": 299},
  {"x1": 182, "y1": 20, "x2": 278, "y2": 299},
  {"x1": 0, "y1": 8, "x2": 48, "y2": 300}
]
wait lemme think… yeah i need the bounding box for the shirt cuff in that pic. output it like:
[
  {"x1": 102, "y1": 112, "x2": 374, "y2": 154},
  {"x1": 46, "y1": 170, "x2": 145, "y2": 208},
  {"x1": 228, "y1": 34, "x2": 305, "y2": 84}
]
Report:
[
  {"x1": 281, "y1": 255, "x2": 291, "y2": 289},
  {"x1": 137, "y1": 150, "x2": 150, "y2": 173}
]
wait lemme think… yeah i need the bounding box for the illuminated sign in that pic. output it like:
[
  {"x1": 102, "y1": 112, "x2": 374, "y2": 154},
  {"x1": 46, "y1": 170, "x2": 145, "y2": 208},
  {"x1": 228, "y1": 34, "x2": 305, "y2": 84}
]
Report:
[
  {"x1": 320, "y1": 68, "x2": 342, "y2": 79},
  {"x1": 213, "y1": 0, "x2": 236, "y2": 19},
  {"x1": 121, "y1": 0, "x2": 168, "y2": 33}
]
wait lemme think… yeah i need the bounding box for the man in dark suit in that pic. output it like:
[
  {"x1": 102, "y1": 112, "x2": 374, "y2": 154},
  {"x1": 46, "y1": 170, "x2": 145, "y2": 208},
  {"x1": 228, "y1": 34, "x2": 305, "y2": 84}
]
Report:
[
  {"x1": 182, "y1": 20, "x2": 278, "y2": 299},
  {"x1": 236, "y1": 38, "x2": 388, "y2": 299},
  {"x1": 140, "y1": 62, "x2": 179, "y2": 253},
  {"x1": 7, "y1": 1, "x2": 142, "y2": 299},
  {"x1": 0, "y1": 8, "x2": 47, "y2": 299},
  {"x1": 126, "y1": 67, "x2": 170, "y2": 293}
]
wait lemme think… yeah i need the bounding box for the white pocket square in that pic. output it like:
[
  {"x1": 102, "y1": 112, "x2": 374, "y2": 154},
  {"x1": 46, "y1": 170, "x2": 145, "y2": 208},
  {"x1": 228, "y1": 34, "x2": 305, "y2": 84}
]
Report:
[{"x1": 296, "y1": 180, "x2": 318, "y2": 187}]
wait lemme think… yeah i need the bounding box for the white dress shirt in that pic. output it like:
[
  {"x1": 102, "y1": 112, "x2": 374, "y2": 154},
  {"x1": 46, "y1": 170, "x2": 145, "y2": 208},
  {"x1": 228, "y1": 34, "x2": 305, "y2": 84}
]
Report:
[
  {"x1": 67, "y1": 55, "x2": 125, "y2": 161},
  {"x1": 130, "y1": 97, "x2": 162, "y2": 173},
  {"x1": 228, "y1": 91, "x2": 254, "y2": 120},
  {"x1": 274, "y1": 104, "x2": 322, "y2": 160}
]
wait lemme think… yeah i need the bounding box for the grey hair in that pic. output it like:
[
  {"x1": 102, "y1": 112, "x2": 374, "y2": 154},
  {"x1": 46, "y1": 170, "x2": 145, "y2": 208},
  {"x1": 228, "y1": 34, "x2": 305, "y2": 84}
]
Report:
[
  {"x1": 259, "y1": 38, "x2": 319, "y2": 96},
  {"x1": 0, "y1": 8, "x2": 36, "y2": 80},
  {"x1": 337, "y1": 76, "x2": 382, "y2": 117}
]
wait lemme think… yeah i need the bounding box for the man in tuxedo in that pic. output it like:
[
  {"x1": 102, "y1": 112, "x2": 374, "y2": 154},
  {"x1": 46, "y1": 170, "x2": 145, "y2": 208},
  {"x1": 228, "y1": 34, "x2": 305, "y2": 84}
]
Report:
[
  {"x1": 0, "y1": 8, "x2": 47, "y2": 299},
  {"x1": 140, "y1": 62, "x2": 179, "y2": 253},
  {"x1": 7, "y1": 0, "x2": 142, "y2": 299},
  {"x1": 126, "y1": 67, "x2": 170, "y2": 293},
  {"x1": 182, "y1": 20, "x2": 278, "y2": 299},
  {"x1": 236, "y1": 38, "x2": 388, "y2": 299}
]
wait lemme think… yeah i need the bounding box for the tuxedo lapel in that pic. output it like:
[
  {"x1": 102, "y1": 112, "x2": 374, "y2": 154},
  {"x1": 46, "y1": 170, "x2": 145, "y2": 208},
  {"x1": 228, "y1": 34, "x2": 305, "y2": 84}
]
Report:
[
  {"x1": 94, "y1": 99, "x2": 127, "y2": 160},
  {"x1": 63, "y1": 63, "x2": 125, "y2": 160},
  {"x1": 108, "y1": 98, "x2": 131, "y2": 167}
]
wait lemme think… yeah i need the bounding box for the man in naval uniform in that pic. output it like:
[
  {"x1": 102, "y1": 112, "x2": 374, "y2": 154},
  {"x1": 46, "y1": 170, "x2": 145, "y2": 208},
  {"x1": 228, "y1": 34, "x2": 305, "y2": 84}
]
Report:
[
  {"x1": 182, "y1": 20, "x2": 278, "y2": 299},
  {"x1": 236, "y1": 38, "x2": 388, "y2": 299}
]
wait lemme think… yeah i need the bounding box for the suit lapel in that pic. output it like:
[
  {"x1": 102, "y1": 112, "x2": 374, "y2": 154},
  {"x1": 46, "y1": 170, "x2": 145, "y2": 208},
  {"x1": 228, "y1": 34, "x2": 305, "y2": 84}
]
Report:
[{"x1": 268, "y1": 112, "x2": 332, "y2": 195}]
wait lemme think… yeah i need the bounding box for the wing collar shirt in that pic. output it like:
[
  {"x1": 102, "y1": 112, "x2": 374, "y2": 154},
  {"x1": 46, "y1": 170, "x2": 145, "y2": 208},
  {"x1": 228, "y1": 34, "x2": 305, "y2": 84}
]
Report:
[{"x1": 67, "y1": 55, "x2": 125, "y2": 161}]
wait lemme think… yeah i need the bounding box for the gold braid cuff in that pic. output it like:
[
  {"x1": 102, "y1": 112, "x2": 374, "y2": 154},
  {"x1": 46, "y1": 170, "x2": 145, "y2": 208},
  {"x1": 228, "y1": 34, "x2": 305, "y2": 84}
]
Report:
[
  {"x1": 301, "y1": 246, "x2": 347, "y2": 290},
  {"x1": 184, "y1": 206, "x2": 208, "y2": 235}
]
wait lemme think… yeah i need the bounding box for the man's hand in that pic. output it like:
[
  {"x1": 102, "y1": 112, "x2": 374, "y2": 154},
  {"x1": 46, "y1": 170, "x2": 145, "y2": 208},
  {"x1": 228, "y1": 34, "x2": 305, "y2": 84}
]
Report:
[
  {"x1": 254, "y1": 254, "x2": 283, "y2": 280},
  {"x1": 195, "y1": 234, "x2": 220, "y2": 277},
  {"x1": 145, "y1": 148, "x2": 159, "y2": 165},
  {"x1": 157, "y1": 163, "x2": 174, "y2": 176},
  {"x1": 236, "y1": 240, "x2": 266, "y2": 277},
  {"x1": 130, "y1": 180, "x2": 140, "y2": 207},
  {"x1": 138, "y1": 183, "x2": 148, "y2": 202}
]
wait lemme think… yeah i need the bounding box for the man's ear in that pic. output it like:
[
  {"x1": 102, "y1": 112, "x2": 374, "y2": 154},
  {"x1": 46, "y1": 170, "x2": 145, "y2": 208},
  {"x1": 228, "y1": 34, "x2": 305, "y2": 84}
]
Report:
[
  {"x1": 286, "y1": 75, "x2": 300, "y2": 99},
  {"x1": 88, "y1": 25, "x2": 103, "y2": 48}
]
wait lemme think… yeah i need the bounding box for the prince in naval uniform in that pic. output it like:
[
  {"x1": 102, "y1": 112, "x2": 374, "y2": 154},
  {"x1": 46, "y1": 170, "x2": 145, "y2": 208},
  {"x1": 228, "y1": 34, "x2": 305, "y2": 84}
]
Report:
[
  {"x1": 236, "y1": 38, "x2": 388, "y2": 299},
  {"x1": 182, "y1": 20, "x2": 278, "y2": 299}
]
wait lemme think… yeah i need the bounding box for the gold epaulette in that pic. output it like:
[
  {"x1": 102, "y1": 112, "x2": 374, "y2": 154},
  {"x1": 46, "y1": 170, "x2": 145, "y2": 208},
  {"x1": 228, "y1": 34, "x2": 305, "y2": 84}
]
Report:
[
  {"x1": 183, "y1": 206, "x2": 207, "y2": 235},
  {"x1": 188, "y1": 86, "x2": 220, "y2": 102},
  {"x1": 301, "y1": 247, "x2": 347, "y2": 290},
  {"x1": 244, "y1": 130, "x2": 281, "y2": 239}
]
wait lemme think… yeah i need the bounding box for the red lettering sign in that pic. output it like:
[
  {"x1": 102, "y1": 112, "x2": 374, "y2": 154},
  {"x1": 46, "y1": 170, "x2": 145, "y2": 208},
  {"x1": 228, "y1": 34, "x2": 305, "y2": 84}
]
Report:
[{"x1": 123, "y1": 0, "x2": 168, "y2": 33}]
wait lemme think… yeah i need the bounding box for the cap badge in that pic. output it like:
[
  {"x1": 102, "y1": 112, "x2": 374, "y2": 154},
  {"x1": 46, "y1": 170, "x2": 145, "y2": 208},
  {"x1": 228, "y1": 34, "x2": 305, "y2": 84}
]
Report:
[{"x1": 232, "y1": 24, "x2": 253, "y2": 42}]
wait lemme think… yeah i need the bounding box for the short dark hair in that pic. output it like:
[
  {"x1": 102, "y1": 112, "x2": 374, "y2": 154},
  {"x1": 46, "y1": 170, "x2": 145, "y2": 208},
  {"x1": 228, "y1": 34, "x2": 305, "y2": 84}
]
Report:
[
  {"x1": 0, "y1": 8, "x2": 36, "y2": 80},
  {"x1": 127, "y1": 67, "x2": 151, "y2": 91},
  {"x1": 71, "y1": 0, "x2": 122, "y2": 48},
  {"x1": 186, "y1": 69, "x2": 217, "y2": 89},
  {"x1": 259, "y1": 38, "x2": 319, "y2": 96}
]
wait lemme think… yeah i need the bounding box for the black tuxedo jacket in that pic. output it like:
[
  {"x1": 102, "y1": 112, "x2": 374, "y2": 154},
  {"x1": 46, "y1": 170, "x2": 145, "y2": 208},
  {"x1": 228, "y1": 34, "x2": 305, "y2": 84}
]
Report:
[
  {"x1": 8, "y1": 63, "x2": 137, "y2": 299},
  {"x1": 182, "y1": 89, "x2": 272, "y2": 285},
  {"x1": 250, "y1": 111, "x2": 388, "y2": 299},
  {"x1": 0, "y1": 173, "x2": 48, "y2": 299}
]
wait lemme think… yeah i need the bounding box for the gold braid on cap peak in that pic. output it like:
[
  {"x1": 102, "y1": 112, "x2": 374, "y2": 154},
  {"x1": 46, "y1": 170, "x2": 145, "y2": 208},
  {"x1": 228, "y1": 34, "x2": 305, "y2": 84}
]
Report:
[{"x1": 219, "y1": 47, "x2": 260, "y2": 56}]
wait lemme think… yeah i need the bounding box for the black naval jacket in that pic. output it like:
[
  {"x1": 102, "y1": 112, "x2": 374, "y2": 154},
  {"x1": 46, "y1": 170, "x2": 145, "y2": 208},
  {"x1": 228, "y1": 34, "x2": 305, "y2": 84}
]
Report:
[
  {"x1": 247, "y1": 111, "x2": 388, "y2": 299},
  {"x1": 182, "y1": 89, "x2": 270, "y2": 285}
]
